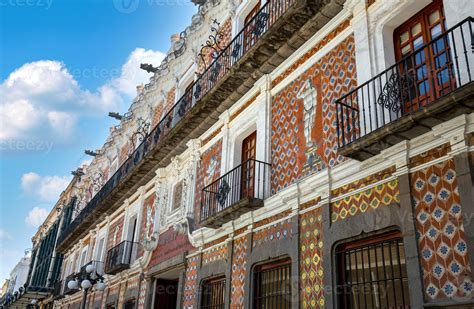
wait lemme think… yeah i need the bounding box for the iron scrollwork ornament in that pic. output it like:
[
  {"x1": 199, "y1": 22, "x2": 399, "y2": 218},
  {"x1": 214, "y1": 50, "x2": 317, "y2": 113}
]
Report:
[
  {"x1": 198, "y1": 19, "x2": 226, "y2": 69},
  {"x1": 377, "y1": 72, "x2": 414, "y2": 113},
  {"x1": 90, "y1": 172, "x2": 105, "y2": 194},
  {"x1": 131, "y1": 117, "x2": 151, "y2": 149}
]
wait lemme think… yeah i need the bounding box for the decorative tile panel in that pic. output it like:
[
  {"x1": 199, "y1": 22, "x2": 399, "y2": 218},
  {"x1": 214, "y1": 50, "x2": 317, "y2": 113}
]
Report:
[
  {"x1": 137, "y1": 278, "x2": 147, "y2": 309},
  {"x1": 411, "y1": 159, "x2": 473, "y2": 300},
  {"x1": 272, "y1": 18, "x2": 351, "y2": 87},
  {"x1": 271, "y1": 35, "x2": 357, "y2": 193},
  {"x1": 183, "y1": 255, "x2": 200, "y2": 308},
  {"x1": 252, "y1": 217, "x2": 293, "y2": 248},
  {"x1": 230, "y1": 236, "x2": 248, "y2": 309},
  {"x1": 331, "y1": 166, "x2": 395, "y2": 197},
  {"x1": 331, "y1": 179, "x2": 400, "y2": 222},
  {"x1": 408, "y1": 143, "x2": 451, "y2": 168},
  {"x1": 202, "y1": 244, "x2": 228, "y2": 265},
  {"x1": 194, "y1": 139, "x2": 222, "y2": 223},
  {"x1": 300, "y1": 207, "x2": 324, "y2": 308}
]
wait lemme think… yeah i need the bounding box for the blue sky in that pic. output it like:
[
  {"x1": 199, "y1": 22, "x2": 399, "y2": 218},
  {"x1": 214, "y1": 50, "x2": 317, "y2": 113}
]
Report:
[{"x1": 0, "y1": 0, "x2": 197, "y2": 283}]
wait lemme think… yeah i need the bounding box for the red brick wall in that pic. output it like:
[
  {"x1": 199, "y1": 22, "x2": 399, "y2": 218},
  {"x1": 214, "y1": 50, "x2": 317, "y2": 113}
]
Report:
[
  {"x1": 151, "y1": 103, "x2": 164, "y2": 128},
  {"x1": 148, "y1": 226, "x2": 194, "y2": 268},
  {"x1": 271, "y1": 35, "x2": 357, "y2": 193},
  {"x1": 194, "y1": 139, "x2": 223, "y2": 223},
  {"x1": 164, "y1": 87, "x2": 176, "y2": 115}
]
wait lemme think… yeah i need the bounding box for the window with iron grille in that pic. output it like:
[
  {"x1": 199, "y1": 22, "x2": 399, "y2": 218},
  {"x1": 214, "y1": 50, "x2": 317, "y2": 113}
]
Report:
[
  {"x1": 200, "y1": 276, "x2": 226, "y2": 309},
  {"x1": 252, "y1": 259, "x2": 291, "y2": 309},
  {"x1": 336, "y1": 231, "x2": 410, "y2": 309}
]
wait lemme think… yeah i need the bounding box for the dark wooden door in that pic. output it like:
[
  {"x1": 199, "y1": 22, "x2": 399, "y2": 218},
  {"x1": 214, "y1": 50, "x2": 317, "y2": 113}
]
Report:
[
  {"x1": 243, "y1": 1, "x2": 262, "y2": 52},
  {"x1": 241, "y1": 131, "x2": 257, "y2": 198},
  {"x1": 394, "y1": 0, "x2": 454, "y2": 112}
]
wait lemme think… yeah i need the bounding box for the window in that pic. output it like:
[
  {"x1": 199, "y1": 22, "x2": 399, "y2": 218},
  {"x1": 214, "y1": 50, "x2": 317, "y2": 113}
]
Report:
[
  {"x1": 243, "y1": 0, "x2": 262, "y2": 51},
  {"x1": 241, "y1": 131, "x2": 257, "y2": 198},
  {"x1": 252, "y1": 259, "x2": 291, "y2": 309},
  {"x1": 200, "y1": 276, "x2": 226, "y2": 309},
  {"x1": 79, "y1": 248, "x2": 88, "y2": 269},
  {"x1": 172, "y1": 180, "x2": 183, "y2": 210},
  {"x1": 95, "y1": 237, "x2": 105, "y2": 261},
  {"x1": 394, "y1": 0, "x2": 452, "y2": 111},
  {"x1": 124, "y1": 300, "x2": 136, "y2": 309},
  {"x1": 336, "y1": 231, "x2": 410, "y2": 308}
]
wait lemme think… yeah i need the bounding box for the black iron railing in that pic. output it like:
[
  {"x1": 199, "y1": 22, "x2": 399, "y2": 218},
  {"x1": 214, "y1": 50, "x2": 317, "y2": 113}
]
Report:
[
  {"x1": 59, "y1": 0, "x2": 295, "y2": 245},
  {"x1": 52, "y1": 280, "x2": 64, "y2": 298},
  {"x1": 253, "y1": 259, "x2": 292, "y2": 308},
  {"x1": 105, "y1": 241, "x2": 138, "y2": 275},
  {"x1": 200, "y1": 159, "x2": 270, "y2": 222},
  {"x1": 336, "y1": 17, "x2": 474, "y2": 148},
  {"x1": 201, "y1": 277, "x2": 226, "y2": 309},
  {"x1": 63, "y1": 273, "x2": 78, "y2": 295}
]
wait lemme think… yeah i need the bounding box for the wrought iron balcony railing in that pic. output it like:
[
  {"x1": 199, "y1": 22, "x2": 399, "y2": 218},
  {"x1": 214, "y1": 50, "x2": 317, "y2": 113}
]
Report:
[
  {"x1": 200, "y1": 159, "x2": 271, "y2": 228},
  {"x1": 58, "y1": 0, "x2": 297, "y2": 249},
  {"x1": 63, "y1": 273, "x2": 79, "y2": 295},
  {"x1": 336, "y1": 17, "x2": 474, "y2": 158},
  {"x1": 52, "y1": 280, "x2": 64, "y2": 299},
  {"x1": 105, "y1": 241, "x2": 138, "y2": 275}
]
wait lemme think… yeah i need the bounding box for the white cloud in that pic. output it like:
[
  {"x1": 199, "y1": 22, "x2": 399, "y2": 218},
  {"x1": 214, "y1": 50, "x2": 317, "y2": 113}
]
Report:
[
  {"x1": 25, "y1": 207, "x2": 49, "y2": 228},
  {"x1": 111, "y1": 48, "x2": 166, "y2": 97},
  {"x1": 0, "y1": 229, "x2": 12, "y2": 241},
  {"x1": 0, "y1": 48, "x2": 165, "y2": 144},
  {"x1": 21, "y1": 172, "x2": 71, "y2": 202}
]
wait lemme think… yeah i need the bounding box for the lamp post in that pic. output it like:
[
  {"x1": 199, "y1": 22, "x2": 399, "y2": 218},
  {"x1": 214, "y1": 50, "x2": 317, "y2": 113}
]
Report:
[{"x1": 67, "y1": 263, "x2": 106, "y2": 309}]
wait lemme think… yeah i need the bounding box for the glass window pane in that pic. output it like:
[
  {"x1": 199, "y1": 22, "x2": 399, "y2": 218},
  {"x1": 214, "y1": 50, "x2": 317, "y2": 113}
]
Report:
[
  {"x1": 431, "y1": 24, "x2": 442, "y2": 39},
  {"x1": 413, "y1": 36, "x2": 424, "y2": 49},
  {"x1": 400, "y1": 31, "x2": 409, "y2": 44},
  {"x1": 429, "y1": 10, "x2": 440, "y2": 25},
  {"x1": 411, "y1": 23, "x2": 422, "y2": 36},
  {"x1": 401, "y1": 44, "x2": 411, "y2": 55}
]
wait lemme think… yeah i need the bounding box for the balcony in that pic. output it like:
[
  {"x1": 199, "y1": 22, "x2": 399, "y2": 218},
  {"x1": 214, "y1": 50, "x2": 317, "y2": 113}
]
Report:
[
  {"x1": 336, "y1": 17, "x2": 474, "y2": 161},
  {"x1": 52, "y1": 280, "x2": 64, "y2": 299},
  {"x1": 105, "y1": 241, "x2": 138, "y2": 275},
  {"x1": 63, "y1": 273, "x2": 79, "y2": 295},
  {"x1": 56, "y1": 0, "x2": 346, "y2": 252},
  {"x1": 80, "y1": 260, "x2": 105, "y2": 276},
  {"x1": 200, "y1": 159, "x2": 271, "y2": 228}
]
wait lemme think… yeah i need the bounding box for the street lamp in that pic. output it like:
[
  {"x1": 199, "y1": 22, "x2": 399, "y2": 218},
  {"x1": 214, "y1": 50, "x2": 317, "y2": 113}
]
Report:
[{"x1": 66, "y1": 263, "x2": 106, "y2": 309}]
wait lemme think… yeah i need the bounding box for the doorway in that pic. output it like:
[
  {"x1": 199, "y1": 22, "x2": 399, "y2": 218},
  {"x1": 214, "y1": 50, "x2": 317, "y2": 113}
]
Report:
[
  {"x1": 241, "y1": 131, "x2": 257, "y2": 198},
  {"x1": 154, "y1": 279, "x2": 179, "y2": 309}
]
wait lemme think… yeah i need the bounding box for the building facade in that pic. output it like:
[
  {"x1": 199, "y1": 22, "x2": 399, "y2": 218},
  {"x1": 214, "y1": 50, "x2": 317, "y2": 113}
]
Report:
[{"x1": 13, "y1": 0, "x2": 474, "y2": 308}]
